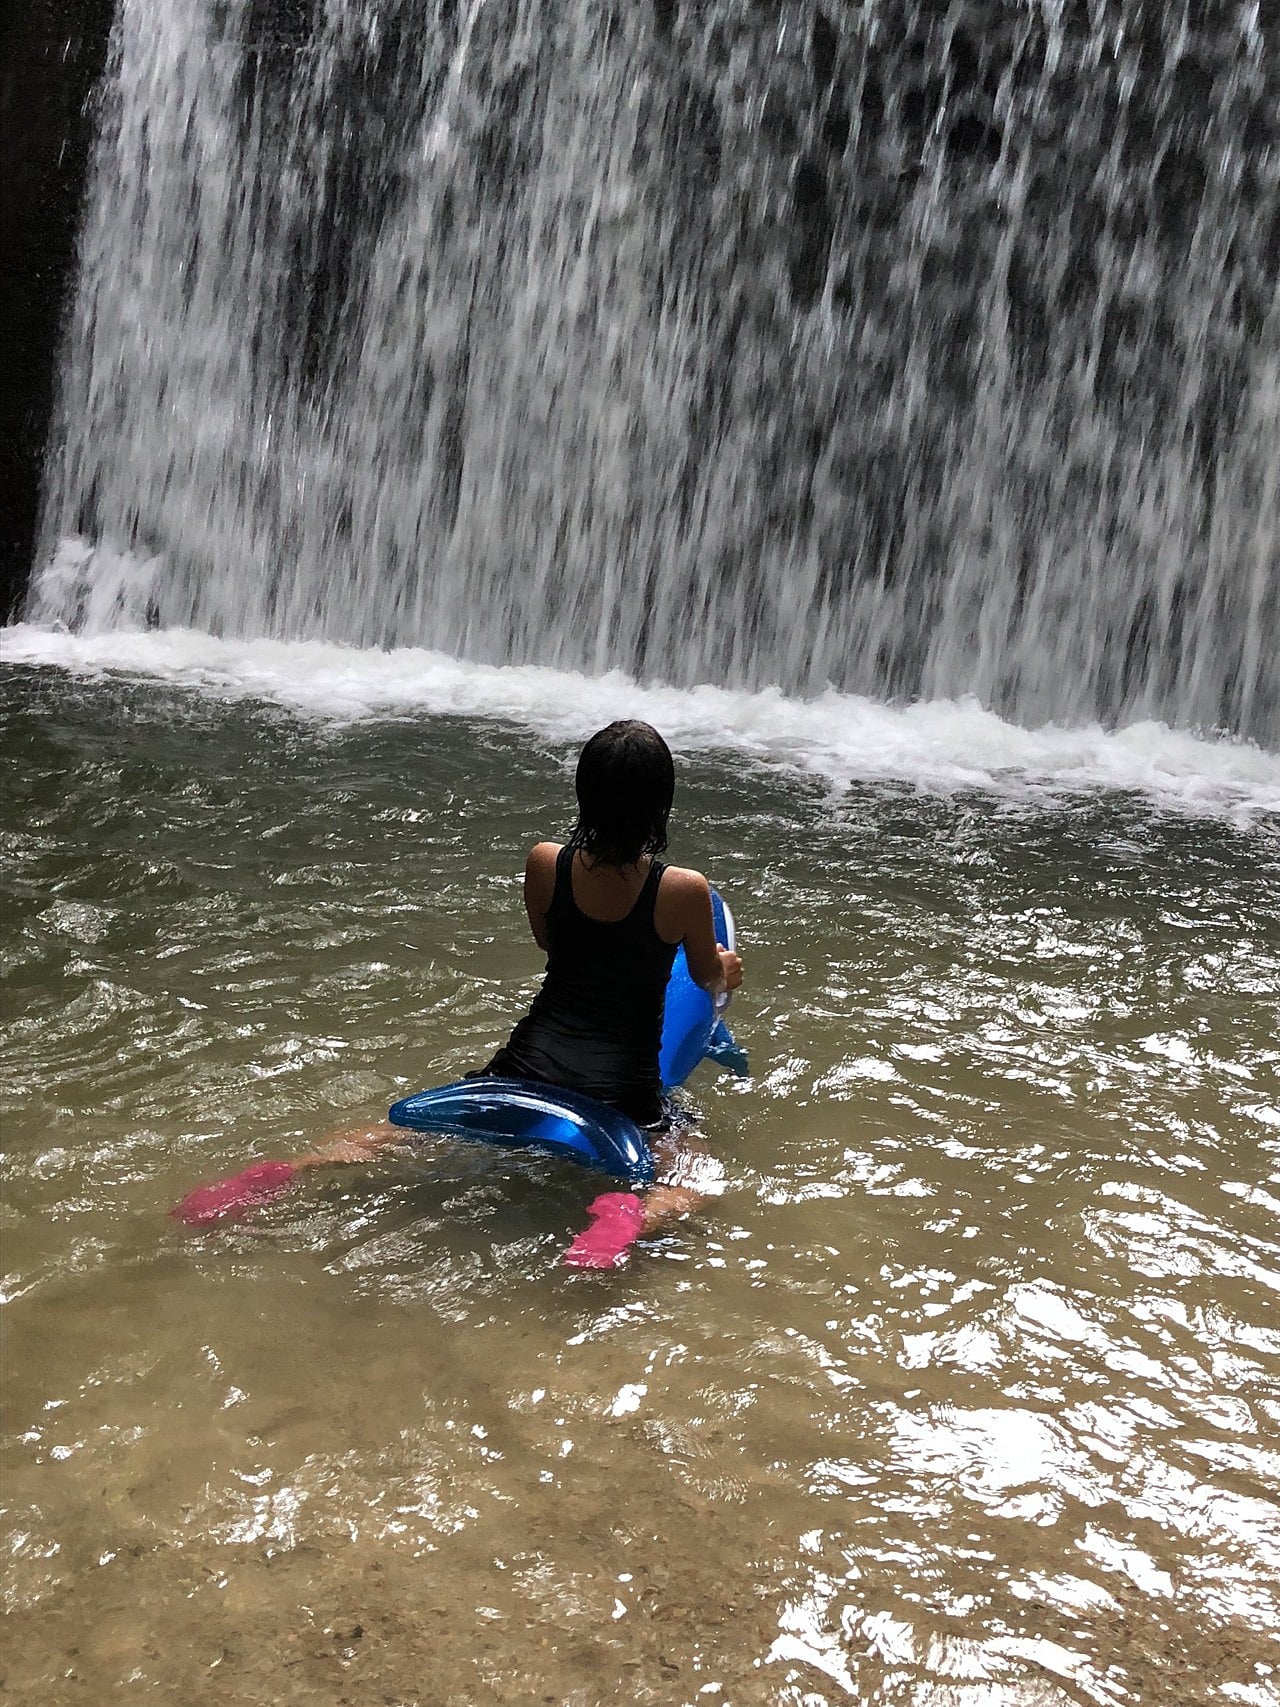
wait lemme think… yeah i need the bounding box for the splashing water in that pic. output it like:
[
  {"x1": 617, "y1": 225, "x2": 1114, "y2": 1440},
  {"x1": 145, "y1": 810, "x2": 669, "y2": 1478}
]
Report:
[{"x1": 28, "y1": 0, "x2": 1280, "y2": 742}]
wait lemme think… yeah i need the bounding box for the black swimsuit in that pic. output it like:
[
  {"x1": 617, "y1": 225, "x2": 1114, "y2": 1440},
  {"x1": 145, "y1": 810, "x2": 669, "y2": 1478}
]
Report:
[{"x1": 483, "y1": 847, "x2": 678, "y2": 1125}]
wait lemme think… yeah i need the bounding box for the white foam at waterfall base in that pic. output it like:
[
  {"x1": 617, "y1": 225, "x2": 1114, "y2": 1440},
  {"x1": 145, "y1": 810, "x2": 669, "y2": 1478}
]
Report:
[{"x1": 5, "y1": 620, "x2": 1277, "y2": 828}]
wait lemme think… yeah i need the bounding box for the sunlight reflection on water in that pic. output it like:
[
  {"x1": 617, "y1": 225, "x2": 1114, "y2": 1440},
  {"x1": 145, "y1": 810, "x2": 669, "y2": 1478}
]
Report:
[{"x1": 3, "y1": 665, "x2": 1279, "y2": 1704}]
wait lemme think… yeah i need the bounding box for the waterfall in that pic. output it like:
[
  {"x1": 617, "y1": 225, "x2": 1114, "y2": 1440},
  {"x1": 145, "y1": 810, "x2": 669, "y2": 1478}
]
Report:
[{"x1": 30, "y1": 0, "x2": 1280, "y2": 744}]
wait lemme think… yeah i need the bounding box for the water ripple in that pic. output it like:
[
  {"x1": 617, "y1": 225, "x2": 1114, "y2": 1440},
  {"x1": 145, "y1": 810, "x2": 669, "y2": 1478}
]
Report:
[{"x1": 3, "y1": 670, "x2": 1279, "y2": 1702}]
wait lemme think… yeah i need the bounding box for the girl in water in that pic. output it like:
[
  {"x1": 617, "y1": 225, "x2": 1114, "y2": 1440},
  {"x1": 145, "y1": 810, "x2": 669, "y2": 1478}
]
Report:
[{"x1": 176, "y1": 721, "x2": 743, "y2": 1269}]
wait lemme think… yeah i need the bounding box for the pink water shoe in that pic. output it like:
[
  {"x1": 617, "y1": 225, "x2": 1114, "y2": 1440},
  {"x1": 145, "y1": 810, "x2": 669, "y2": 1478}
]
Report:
[
  {"x1": 171, "y1": 1160, "x2": 298, "y2": 1226},
  {"x1": 562, "y1": 1191, "x2": 647, "y2": 1269}
]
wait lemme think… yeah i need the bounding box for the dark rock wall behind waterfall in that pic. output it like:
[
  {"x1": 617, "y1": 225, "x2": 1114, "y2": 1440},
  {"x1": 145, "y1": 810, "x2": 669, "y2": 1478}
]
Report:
[
  {"x1": 0, "y1": 0, "x2": 114, "y2": 618},
  {"x1": 21, "y1": 0, "x2": 1280, "y2": 740}
]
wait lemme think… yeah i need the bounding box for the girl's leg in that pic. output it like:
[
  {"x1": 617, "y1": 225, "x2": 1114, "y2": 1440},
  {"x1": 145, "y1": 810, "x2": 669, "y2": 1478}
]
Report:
[
  {"x1": 292, "y1": 1120, "x2": 403, "y2": 1170},
  {"x1": 563, "y1": 1126, "x2": 721, "y2": 1267},
  {"x1": 641, "y1": 1127, "x2": 715, "y2": 1232},
  {"x1": 172, "y1": 1120, "x2": 405, "y2": 1225}
]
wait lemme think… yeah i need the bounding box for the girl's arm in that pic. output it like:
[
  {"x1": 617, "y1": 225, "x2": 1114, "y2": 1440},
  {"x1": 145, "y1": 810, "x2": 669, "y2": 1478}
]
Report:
[
  {"x1": 523, "y1": 841, "x2": 560, "y2": 950},
  {"x1": 658, "y1": 867, "x2": 743, "y2": 997}
]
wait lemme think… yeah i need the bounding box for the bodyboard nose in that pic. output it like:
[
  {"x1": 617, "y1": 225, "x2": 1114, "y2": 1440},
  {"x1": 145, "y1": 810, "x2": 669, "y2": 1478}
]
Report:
[{"x1": 658, "y1": 886, "x2": 746, "y2": 1088}]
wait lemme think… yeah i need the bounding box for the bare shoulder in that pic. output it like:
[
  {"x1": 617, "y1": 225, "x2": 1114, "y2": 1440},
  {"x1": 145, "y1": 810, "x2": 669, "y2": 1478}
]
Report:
[
  {"x1": 660, "y1": 863, "x2": 711, "y2": 900},
  {"x1": 524, "y1": 840, "x2": 561, "y2": 900},
  {"x1": 654, "y1": 863, "x2": 712, "y2": 944},
  {"x1": 523, "y1": 842, "x2": 561, "y2": 944}
]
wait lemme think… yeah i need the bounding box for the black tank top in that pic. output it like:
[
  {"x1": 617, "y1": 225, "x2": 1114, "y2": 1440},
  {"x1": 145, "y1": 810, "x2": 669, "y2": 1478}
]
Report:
[{"x1": 490, "y1": 847, "x2": 677, "y2": 1124}]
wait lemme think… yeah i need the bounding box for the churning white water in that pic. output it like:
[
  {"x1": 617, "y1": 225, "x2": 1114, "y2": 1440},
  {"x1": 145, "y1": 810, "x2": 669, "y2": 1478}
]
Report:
[
  {"x1": 5, "y1": 618, "x2": 1278, "y2": 825},
  {"x1": 27, "y1": 0, "x2": 1280, "y2": 742}
]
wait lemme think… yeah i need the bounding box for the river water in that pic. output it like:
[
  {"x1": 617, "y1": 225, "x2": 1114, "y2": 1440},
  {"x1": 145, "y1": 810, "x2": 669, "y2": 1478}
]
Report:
[{"x1": 3, "y1": 643, "x2": 1279, "y2": 1704}]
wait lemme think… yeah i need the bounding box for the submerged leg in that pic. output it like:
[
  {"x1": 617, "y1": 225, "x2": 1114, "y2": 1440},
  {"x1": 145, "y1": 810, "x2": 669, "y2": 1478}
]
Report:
[
  {"x1": 293, "y1": 1120, "x2": 402, "y2": 1169},
  {"x1": 172, "y1": 1120, "x2": 403, "y2": 1226},
  {"x1": 563, "y1": 1127, "x2": 720, "y2": 1268},
  {"x1": 641, "y1": 1127, "x2": 715, "y2": 1233}
]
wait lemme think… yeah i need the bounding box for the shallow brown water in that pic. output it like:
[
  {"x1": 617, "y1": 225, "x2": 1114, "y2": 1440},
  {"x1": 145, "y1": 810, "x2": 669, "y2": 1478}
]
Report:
[{"x1": 3, "y1": 663, "x2": 1279, "y2": 1705}]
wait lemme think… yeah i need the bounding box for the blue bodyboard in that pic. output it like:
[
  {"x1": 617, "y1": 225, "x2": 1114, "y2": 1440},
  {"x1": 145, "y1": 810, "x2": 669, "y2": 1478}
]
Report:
[
  {"x1": 388, "y1": 886, "x2": 745, "y2": 1183},
  {"x1": 657, "y1": 888, "x2": 738, "y2": 1088},
  {"x1": 388, "y1": 1076, "x2": 658, "y2": 1183}
]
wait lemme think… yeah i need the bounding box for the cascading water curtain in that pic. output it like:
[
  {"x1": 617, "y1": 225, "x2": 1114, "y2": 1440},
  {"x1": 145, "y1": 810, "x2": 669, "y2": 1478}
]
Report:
[{"x1": 32, "y1": 0, "x2": 1280, "y2": 743}]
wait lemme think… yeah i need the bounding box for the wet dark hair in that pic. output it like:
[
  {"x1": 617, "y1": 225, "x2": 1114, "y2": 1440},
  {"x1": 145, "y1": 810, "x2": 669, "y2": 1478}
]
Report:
[{"x1": 567, "y1": 721, "x2": 675, "y2": 868}]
